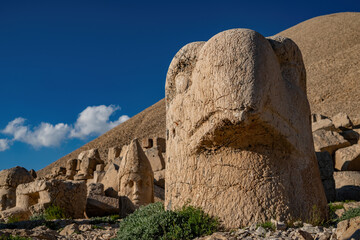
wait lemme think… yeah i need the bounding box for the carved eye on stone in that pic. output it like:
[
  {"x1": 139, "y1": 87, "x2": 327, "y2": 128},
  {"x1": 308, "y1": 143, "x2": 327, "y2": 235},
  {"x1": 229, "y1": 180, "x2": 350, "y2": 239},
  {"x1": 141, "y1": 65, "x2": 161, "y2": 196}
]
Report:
[
  {"x1": 175, "y1": 73, "x2": 189, "y2": 94},
  {"x1": 126, "y1": 180, "x2": 133, "y2": 188},
  {"x1": 165, "y1": 41, "x2": 205, "y2": 105}
]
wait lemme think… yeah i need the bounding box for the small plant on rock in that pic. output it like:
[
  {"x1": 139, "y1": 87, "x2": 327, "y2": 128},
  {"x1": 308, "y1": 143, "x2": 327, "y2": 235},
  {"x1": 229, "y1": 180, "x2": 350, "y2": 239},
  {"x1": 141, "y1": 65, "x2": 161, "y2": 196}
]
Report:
[
  {"x1": 6, "y1": 216, "x2": 20, "y2": 224},
  {"x1": 29, "y1": 213, "x2": 45, "y2": 221},
  {"x1": 257, "y1": 221, "x2": 275, "y2": 231},
  {"x1": 339, "y1": 207, "x2": 360, "y2": 222},
  {"x1": 90, "y1": 214, "x2": 120, "y2": 224},
  {"x1": 44, "y1": 205, "x2": 66, "y2": 220}
]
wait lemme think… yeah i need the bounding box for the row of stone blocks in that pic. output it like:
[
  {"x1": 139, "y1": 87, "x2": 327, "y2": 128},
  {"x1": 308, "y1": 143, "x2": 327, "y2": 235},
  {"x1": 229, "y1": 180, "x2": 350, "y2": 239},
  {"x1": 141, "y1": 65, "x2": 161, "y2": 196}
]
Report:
[
  {"x1": 312, "y1": 112, "x2": 360, "y2": 202},
  {"x1": 0, "y1": 137, "x2": 165, "y2": 221}
]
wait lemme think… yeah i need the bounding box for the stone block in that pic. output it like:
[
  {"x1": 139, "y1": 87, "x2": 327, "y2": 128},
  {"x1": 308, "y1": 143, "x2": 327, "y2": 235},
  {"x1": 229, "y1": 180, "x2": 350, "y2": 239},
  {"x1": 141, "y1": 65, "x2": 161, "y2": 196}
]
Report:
[
  {"x1": 87, "y1": 183, "x2": 104, "y2": 196},
  {"x1": 108, "y1": 147, "x2": 121, "y2": 161},
  {"x1": 312, "y1": 119, "x2": 335, "y2": 132},
  {"x1": 313, "y1": 130, "x2": 351, "y2": 155},
  {"x1": 335, "y1": 144, "x2": 360, "y2": 171},
  {"x1": 2, "y1": 180, "x2": 87, "y2": 220},
  {"x1": 100, "y1": 163, "x2": 119, "y2": 198},
  {"x1": 144, "y1": 147, "x2": 165, "y2": 172},
  {"x1": 86, "y1": 194, "x2": 119, "y2": 217}
]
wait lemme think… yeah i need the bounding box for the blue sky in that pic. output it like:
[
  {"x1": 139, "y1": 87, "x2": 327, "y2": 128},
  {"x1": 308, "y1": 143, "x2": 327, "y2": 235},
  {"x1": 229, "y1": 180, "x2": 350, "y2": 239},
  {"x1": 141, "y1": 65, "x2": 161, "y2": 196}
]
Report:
[{"x1": 0, "y1": 0, "x2": 359, "y2": 171}]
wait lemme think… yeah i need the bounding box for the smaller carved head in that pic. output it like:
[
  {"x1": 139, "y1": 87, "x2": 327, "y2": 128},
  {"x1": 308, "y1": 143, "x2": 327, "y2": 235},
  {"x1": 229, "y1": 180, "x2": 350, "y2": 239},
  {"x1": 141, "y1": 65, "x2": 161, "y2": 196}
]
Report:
[{"x1": 118, "y1": 139, "x2": 154, "y2": 216}]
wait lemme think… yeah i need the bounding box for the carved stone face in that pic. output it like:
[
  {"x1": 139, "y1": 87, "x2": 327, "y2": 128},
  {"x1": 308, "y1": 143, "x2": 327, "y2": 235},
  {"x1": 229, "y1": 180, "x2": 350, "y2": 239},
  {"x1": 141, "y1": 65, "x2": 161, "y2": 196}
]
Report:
[{"x1": 119, "y1": 172, "x2": 152, "y2": 207}]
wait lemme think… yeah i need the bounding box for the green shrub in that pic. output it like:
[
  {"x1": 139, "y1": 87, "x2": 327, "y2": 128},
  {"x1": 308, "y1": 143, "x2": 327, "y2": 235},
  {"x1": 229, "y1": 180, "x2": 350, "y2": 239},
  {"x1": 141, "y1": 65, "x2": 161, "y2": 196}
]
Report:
[
  {"x1": 92, "y1": 225, "x2": 105, "y2": 230},
  {"x1": 116, "y1": 202, "x2": 219, "y2": 240},
  {"x1": 44, "y1": 205, "x2": 66, "y2": 220},
  {"x1": 6, "y1": 216, "x2": 20, "y2": 224},
  {"x1": 328, "y1": 202, "x2": 344, "y2": 216},
  {"x1": 29, "y1": 213, "x2": 45, "y2": 221},
  {"x1": 339, "y1": 207, "x2": 360, "y2": 222},
  {"x1": 257, "y1": 221, "x2": 275, "y2": 231},
  {"x1": 90, "y1": 214, "x2": 120, "y2": 224}
]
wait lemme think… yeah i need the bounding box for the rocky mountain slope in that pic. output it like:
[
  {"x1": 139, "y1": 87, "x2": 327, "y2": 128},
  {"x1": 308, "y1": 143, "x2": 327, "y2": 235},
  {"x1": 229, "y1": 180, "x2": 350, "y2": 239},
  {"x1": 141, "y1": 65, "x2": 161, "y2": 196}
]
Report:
[
  {"x1": 37, "y1": 12, "x2": 360, "y2": 177},
  {"x1": 276, "y1": 12, "x2": 360, "y2": 119}
]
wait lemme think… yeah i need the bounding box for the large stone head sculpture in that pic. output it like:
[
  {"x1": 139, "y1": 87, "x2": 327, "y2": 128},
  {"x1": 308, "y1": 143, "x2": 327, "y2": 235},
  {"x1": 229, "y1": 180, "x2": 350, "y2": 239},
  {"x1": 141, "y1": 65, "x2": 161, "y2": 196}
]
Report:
[
  {"x1": 165, "y1": 29, "x2": 328, "y2": 228},
  {"x1": 118, "y1": 139, "x2": 154, "y2": 217}
]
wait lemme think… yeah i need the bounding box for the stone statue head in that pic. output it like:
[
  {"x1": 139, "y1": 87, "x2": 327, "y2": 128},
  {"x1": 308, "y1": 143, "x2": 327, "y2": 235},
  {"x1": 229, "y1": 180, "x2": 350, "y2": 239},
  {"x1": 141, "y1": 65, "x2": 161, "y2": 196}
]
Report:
[
  {"x1": 165, "y1": 29, "x2": 328, "y2": 227},
  {"x1": 118, "y1": 139, "x2": 154, "y2": 216}
]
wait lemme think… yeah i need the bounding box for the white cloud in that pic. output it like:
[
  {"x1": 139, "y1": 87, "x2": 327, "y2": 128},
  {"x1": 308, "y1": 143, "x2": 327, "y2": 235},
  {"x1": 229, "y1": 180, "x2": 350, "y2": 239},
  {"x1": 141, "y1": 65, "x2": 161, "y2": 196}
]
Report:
[
  {"x1": 0, "y1": 139, "x2": 11, "y2": 151},
  {"x1": 70, "y1": 105, "x2": 129, "y2": 139},
  {"x1": 2, "y1": 118, "x2": 70, "y2": 148},
  {"x1": 0, "y1": 105, "x2": 129, "y2": 150}
]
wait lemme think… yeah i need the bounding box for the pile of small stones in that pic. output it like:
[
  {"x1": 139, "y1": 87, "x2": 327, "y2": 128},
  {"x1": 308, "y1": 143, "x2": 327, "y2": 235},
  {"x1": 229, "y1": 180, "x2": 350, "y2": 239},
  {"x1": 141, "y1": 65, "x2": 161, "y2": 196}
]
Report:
[
  {"x1": 0, "y1": 219, "x2": 119, "y2": 240},
  {"x1": 196, "y1": 222, "x2": 337, "y2": 240}
]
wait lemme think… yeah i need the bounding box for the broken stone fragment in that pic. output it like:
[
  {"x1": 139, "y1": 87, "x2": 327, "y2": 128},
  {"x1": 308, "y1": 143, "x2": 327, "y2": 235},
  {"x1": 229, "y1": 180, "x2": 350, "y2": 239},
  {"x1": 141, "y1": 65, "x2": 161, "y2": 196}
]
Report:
[{"x1": 86, "y1": 183, "x2": 119, "y2": 217}]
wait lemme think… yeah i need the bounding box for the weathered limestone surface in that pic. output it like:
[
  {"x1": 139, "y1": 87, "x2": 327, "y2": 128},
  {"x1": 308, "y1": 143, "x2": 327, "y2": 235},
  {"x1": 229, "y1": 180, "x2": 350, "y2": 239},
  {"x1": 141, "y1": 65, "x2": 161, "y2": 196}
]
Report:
[
  {"x1": 336, "y1": 216, "x2": 360, "y2": 240},
  {"x1": 0, "y1": 167, "x2": 34, "y2": 189},
  {"x1": 165, "y1": 29, "x2": 328, "y2": 228},
  {"x1": 335, "y1": 144, "x2": 360, "y2": 171},
  {"x1": 100, "y1": 163, "x2": 119, "y2": 198},
  {"x1": 332, "y1": 112, "x2": 352, "y2": 129},
  {"x1": 312, "y1": 119, "x2": 335, "y2": 132},
  {"x1": 118, "y1": 139, "x2": 154, "y2": 217},
  {"x1": 143, "y1": 147, "x2": 165, "y2": 172},
  {"x1": 313, "y1": 130, "x2": 351, "y2": 155},
  {"x1": 0, "y1": 167, "x2": 34, "y2": 211},
  {"x1": 1, "y1": 180, "x2": 87, "y2": 221}
]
